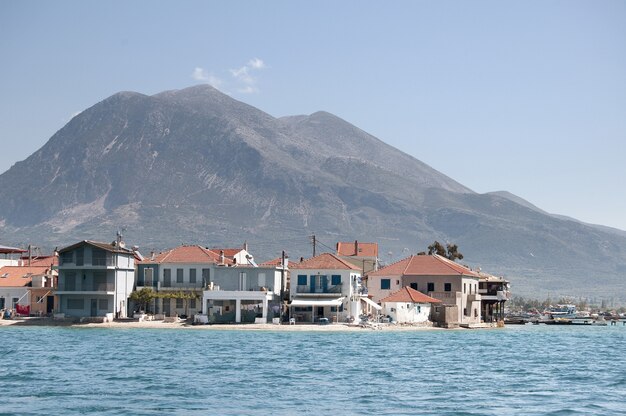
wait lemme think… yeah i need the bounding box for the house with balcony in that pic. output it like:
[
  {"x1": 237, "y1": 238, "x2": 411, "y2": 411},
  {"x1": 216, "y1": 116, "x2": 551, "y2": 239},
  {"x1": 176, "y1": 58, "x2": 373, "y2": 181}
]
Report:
[
  {"x1": 478, "y1": 272, "x2": 511, "y2": 323},
  {"x1": 367, "y1": 254, "x2": 481, "y2": 327},
  {"x1": 201, "y1": 263, "x2": 285, "y2": 324},
  {"x1": 288, "y1": 253, "x2": 363, "y2": 323},
  {"x1": 137, "y1": 245, "x2": 237, "y2": 317},
  {"x1": 56, "y1": 240, "x2": 137, "y2": 319}
]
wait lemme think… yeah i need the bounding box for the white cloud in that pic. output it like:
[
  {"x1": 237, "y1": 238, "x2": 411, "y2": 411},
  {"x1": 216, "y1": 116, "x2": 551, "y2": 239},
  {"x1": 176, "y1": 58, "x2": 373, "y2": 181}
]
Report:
[
  {"x1": 191, "y1": 67, "x2": 223, "y2": 89},
  {"x1": 192, "y1": 58, "x2": 266, "y2": 95},
  {"x1": 192, "y1": 67, "x2": 209, "y2": 81}
]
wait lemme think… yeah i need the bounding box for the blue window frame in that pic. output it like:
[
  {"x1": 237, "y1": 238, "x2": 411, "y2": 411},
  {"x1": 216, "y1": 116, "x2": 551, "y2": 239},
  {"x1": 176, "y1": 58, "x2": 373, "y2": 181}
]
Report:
[
  {"x1": 381, "y1": 279, "x2": 391, "y2": 290},
  {"x1": 331, "y1": 275, "x2": 341, "y2": 285},
  {"x1": 297, "y1": 275, "x2": 307, "y2": 285}
]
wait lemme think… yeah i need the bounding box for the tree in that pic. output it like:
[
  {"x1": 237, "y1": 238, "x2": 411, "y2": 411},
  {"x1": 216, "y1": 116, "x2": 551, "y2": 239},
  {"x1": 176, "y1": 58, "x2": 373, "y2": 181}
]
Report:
[
  {"x1": 129, "y1": 288, "x2": 158, "y2": 313},
  {"x1": 427, "y1": 241, "x2": 464, "y2": 261}
]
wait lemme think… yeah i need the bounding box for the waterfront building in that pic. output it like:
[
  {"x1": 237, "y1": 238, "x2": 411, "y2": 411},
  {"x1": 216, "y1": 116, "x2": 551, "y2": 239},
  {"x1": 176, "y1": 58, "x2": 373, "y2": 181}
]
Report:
[
  {"x1": 336, "y1": 240, "x2": 379, "y2": 275},
  {"x1": 380, "y1": 286, "x2": 441, "y2": 323},
  {"x1": 0, "y1": 265, "x2": 56, "y2": 315},
  {"x1": 56, "y1": 239, "x2": 137, "y2": 319},
  {"x1": 478, "y1": 272, "x2": 511, "y2": 323},
  {"x1": 367, "y1": 254, "x2": 482, "y2": 327},
  {"x1": 289, "y1": 253, "x2": 363, "y2": 323},
  {"x1": 137, "y1": 245, "x2": 230, "y2": 317},
  {"x1": 201, "y1": 264, "x2": 285, "y2": 323}
]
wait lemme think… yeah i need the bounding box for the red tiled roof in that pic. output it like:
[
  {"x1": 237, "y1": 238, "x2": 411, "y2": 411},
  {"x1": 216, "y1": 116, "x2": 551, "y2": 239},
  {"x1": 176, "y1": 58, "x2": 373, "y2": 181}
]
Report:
[
  {"x1": 0, "y1": 266, "x2": 51, "y2": 287},
  {"x1": 289, "y1": 253, "x2": 361, "y2": 271},
  {"x1": 211, "y1": 248, "x2": 244, "y2": 258},
  {"x1": 144, "y1": 245, "x2": 233, "y2": 265},
  {"x1": 336, "y1": 241, "x2": 378, "y2": 257},
  {"x1": 259, "y1": 257, "x2": 284, "y2": 267},
  {"x1": 381, "y1": 286, "x2": 442, "y2": 304},
  {"x1": 20, "y1": 256, "x2": 58, "y2": 267},
  {"x1": 369, "y1": 254, "x2": 479, "y2": 277}
]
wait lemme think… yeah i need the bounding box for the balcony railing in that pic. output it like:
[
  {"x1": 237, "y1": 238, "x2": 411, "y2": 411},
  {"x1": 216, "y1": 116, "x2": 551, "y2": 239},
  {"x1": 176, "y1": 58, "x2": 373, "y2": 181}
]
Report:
[
  {"x1": 429, "y1": 291, "x2": 461, "y2": 305},
  {"x1": 158, "y1": 281, "x2": 205, "y2": 290},
  {"x1": 59, "y1": 283, "x2": 115, "y2": 292},
  {"x1": 296, "y1": 283, "x2": 343, "y2": 294}
]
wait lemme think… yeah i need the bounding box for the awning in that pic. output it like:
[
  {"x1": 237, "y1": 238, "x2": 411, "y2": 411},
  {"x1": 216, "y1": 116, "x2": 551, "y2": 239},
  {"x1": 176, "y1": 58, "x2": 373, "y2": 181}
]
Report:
[
  {"x1": 290, "y1": 297, "x2": 344, "y2": 307},
  {"x1": 361, "y1": 296, "x2": 382, "y2": 311}
]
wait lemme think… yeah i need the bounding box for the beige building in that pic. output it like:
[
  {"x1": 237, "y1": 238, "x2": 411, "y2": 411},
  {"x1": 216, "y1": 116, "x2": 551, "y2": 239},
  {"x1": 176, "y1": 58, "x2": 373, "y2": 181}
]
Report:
[{"x1": 367, "y1": 254, "x2": 481, "y2": 327}]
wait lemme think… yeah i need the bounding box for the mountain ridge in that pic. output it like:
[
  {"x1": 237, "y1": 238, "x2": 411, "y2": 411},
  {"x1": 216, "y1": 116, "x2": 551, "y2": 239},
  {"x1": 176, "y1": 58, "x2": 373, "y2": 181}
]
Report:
[{"x1": 1, "y1": 85, "x2": 625, "y2": 300}]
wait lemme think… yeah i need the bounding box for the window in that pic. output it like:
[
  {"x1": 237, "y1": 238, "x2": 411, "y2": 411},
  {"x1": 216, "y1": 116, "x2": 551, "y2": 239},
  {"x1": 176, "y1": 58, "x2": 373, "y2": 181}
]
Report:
[
  {"x1": 163, "y1": 298, "x2": 171, "y2": 315},
  {"x1": 202, "y1": 268, "x2": 210, "y2": 285},
  {"x1": 76, "y1": 248, "x2": 84, "y2": 266},
  {"x1": 381, "y1": 279, "x2": 391, "y2": 290},
  {"x1": 98, "y1": 299, "x2": 108, "y2": 310},
  {"x1": 417, "y1": 305, "x2": 421, "y2": 313},
  {"x1": 239, "y1": 272, "x2": 247, "y2": 290},
  {"x1": 444, "y1": 283, "x2": 452, "y2": 292},
  {"x1": 427, "y1": 283, "x2": 435, "y2": 292},
  {"x1": 464, "y1": 283, "x2": 466, "y2": 294},
  {"x1": 64, "y1": 272, "x2": 77, "y2": 290},
  {"x1": 144, "y1": 268, "x2": 153, "y2": 286},
  {"x1": 258, "y1": 273, "x2": 266, "y2": 287},
  {"x1": 93, "y1": 272, "x2": 107, "y2": 291},
  {"x1": 12, "y1": 298, "x2": 19, "y2": 308},
  {"x1": 176, "y1": 298, "x2": 183, "y2": 309},
  {"x1": 297, "y1": 275, "x2": 307, "y2": 286},
  {"x1": 410, "y1": 283, "x2": 418, "y2": 290},
  {"x1": 331, "y1": 275, "x2": 341, "y2": 285},
  {"x1": 295, "y1": 306, "x2": 313, "y2": 312},
  {"x1": 176, "y1": 268, "x2": 184, "y2": 283},
  {"x1": 190, "y1": 299, "x2": 196, "y2": 309},
  {"x1": 163, "y1": 269, "x2": 171, "y2": 287},
  {"x1": 36, "y1": 296, "x2": 43, "y2": 303},
  {"x1": 92, "y1": 249, "x2": 107, "y2": 266},
  {"x1": 67, "y1": 299, "x2": 84, "y2": 309},
  {"x1": 189, "y1": 269, "x2": 196, "y2": 284},
  {"x1": 61, "y1": 251, "x2": 73, "y2": 265}
]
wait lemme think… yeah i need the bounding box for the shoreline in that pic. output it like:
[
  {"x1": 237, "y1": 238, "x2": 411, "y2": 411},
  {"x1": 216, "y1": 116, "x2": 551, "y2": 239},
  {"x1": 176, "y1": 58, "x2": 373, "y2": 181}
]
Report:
[{"x1": 0, "y1": 317, "x2": 461, "y2": 331}]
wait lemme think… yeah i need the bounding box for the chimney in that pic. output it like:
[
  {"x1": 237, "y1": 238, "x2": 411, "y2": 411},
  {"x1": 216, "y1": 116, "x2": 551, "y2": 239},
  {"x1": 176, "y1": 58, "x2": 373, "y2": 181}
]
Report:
[
  {"x1": 150, "y1": 251, "x2": 155, "y2": 261},
  {"x1": 243, "y1": 241, "x2": 248, "y2": 252},
  {"x1": 220, "y1": 250, "x2": 225, "y2": 265},
  {"x1": 354, "y1": 240, "x2": 358, "y2": 256}
]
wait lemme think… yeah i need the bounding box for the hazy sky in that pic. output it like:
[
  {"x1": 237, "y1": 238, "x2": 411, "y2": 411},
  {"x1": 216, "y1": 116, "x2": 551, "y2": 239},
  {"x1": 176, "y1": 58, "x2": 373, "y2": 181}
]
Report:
[{"x1": 1, "y1": 1, "x2": 625, "y2": 230}]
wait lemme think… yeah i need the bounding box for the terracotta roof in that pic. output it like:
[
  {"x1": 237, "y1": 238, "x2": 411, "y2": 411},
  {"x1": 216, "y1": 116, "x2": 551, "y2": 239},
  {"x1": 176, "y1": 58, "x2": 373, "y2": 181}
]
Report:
[
  {"x1": 20, "y1": 256, "x2": 58, "y2": 267},
  {"x1": 369, "y1": 254, "x2": 479, "y2": 277},
  {"x1": 0, "y1": 266, "x2": 51, "y2": 287},
  {"x1": 380, "y1": 286, "x2": 442, "y2": 304},
  {"x1": 211, "y1": 248, "x2": 244, "y2": 258},
  {"x1": 144, "y1": 245, "x2": 233, "y2": 265},
  {"x1": 289, "y1": 253, "x2": 361, "y2": 271},
  {"x1": 259, "y1": 257, "x2": 285, "y2": 267},
  {"x1": 336, "y1": 241, "x2": 378, "y2": 257}
]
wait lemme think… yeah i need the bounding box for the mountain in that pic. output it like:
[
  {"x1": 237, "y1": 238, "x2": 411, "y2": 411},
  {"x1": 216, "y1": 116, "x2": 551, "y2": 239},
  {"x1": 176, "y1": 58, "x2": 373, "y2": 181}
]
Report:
[{"x1": 1, "y1": 85, "x2": 625, "y2": 300}]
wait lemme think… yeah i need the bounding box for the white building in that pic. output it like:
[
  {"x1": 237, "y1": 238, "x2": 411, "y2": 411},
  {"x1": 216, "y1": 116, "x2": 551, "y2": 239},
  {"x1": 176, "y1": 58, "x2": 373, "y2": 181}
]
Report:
[
  {"x1": 380, "y1": 286, "x2": 441, "y2": 323},
  {"x1": 289, "y1": 253, "x2": 363, "y2": 323}
]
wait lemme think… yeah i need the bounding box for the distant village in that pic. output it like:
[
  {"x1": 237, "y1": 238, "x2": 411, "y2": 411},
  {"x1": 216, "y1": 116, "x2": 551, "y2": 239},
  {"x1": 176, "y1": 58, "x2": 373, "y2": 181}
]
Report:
[{"x1": 0, "y1": 232, "x2": 516, "y2": 328}]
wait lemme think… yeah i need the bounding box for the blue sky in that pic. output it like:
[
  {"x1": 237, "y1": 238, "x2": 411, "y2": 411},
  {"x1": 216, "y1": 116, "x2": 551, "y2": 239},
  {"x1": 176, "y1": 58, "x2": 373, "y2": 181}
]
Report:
[{"x1": 1, "y1": 1, "x2": 625, "y2": 230}]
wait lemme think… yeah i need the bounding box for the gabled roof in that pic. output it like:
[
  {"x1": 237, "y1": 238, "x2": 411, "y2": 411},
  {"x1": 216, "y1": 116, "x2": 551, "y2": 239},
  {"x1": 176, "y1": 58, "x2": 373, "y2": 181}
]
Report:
[
  {"x1": 336, "y1": 241, "x2": 378, "y2": 258},
  {"x1": 0, "y1": 245, "x2": 27, "y2": 254},
  {"x1": 369, "y1": 254, "x2": 479, "y2": 278},
  {"x1": 289, "y1": 253, "x2": 361, "y2": 271},
  {"x1": 259, "y1": 257, "x2": 286, "y2": 267},
  {"x1": 59, "y1": 240, "x2": 135, "y2": 255},
  {"x1": 211, "y1": 248, "x2": 244, "y2": 258},
  {"x1": 380, "y1": 286, "x2": 442, "y2": 304},
  {"x1": 0, "y1": 266, "x2": 51, "y2": 287},
  {"x1": 144, "y1": 245, "x2": 233, "y2": 265}
]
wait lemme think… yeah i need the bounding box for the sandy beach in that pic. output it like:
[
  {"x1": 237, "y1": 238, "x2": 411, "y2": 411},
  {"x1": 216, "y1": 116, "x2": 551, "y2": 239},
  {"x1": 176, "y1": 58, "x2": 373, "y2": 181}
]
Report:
[{"x1": 0, "y1": 316, "x2": 448, "y2": 331}]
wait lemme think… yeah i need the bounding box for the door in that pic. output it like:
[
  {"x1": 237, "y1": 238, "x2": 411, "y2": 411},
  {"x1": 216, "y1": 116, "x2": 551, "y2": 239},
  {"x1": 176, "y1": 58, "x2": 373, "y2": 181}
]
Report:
[
  {"x1": 46, "y1": 296, "x2": 54, "y2": 314},
  {"x1": 90, "y1": 299, "x2": 97, "y2": 317},
  {"x1": 317, "y1": 306, "x2": 324, "y2": 319}
]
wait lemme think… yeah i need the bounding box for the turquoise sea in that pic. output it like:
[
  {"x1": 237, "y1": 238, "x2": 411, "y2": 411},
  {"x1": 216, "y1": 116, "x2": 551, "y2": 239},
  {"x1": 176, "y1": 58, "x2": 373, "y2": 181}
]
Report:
[{"x1": 1, "y1": 324, "x2": 626, "y2": 415}]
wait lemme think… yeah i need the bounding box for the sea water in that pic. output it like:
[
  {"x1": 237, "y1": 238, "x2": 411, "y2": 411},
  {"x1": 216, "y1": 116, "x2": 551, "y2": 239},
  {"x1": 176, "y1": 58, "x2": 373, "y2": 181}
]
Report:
[{"x1": 1, "y1": 324, "x2": 625, "y2": 415}]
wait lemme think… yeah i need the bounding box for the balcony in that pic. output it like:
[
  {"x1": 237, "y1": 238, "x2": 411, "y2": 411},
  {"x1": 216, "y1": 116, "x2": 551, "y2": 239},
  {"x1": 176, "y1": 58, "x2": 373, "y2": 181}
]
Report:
[
  {"x1": 296, "y1": 283, "x2": 343, "y2": 295},
  {"x1": 158, "y1": 281, "x2": 205, "y2": 291},
  {"x1": 57, "y1": 283, "x2": 115, "y2": 293}
]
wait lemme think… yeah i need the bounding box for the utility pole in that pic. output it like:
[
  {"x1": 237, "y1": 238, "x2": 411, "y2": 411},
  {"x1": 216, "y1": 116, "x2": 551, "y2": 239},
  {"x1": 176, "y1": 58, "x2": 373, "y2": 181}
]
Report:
[{"x1": 311, "y1": 234, "x2": 316, "y2": 257}]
